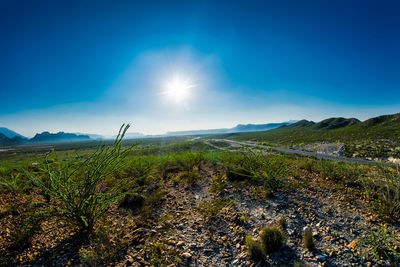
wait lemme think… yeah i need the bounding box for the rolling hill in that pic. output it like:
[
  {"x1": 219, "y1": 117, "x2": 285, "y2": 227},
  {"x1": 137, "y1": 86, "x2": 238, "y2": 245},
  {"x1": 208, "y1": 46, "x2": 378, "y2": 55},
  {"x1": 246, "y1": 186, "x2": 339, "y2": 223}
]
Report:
[{"x1": 214, "y1": 113, "x2": 400, "y2": 145}]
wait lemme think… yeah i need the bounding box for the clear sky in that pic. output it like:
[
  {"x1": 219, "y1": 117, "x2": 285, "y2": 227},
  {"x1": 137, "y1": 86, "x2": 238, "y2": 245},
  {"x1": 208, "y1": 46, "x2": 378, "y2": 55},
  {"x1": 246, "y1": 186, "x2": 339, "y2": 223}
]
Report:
[{"x1": 1, "y1": 0, "x2": 399, "y2": 137}]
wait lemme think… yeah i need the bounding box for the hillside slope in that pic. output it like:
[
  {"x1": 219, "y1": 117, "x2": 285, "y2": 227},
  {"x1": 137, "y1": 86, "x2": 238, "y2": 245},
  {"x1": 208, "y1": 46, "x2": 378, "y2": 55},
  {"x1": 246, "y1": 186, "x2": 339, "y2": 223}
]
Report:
[
  {"x1": 215, "y1": 113, "x2": 400, "y2": 145},
  {"x1": 0, "y1": 127, "x2": 26, "y2": 139}
]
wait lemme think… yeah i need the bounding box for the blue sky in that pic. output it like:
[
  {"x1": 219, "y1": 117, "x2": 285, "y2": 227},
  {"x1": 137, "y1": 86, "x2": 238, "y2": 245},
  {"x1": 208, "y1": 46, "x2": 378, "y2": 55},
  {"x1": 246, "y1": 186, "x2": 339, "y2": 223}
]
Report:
[{"x1": 0, "y1": 0, "x2": 399, "y2": 136}]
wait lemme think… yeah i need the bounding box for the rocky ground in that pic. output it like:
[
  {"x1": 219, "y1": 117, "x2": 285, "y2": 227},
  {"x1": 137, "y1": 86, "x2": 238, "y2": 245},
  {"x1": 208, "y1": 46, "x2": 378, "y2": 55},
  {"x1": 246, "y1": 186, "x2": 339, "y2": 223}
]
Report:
[
  {"x1": 120, "y1": 168, "x2": 392, "y2": 266},
  {"x1": 1, "y1": 164, "x2": 397, "y2": 266}
]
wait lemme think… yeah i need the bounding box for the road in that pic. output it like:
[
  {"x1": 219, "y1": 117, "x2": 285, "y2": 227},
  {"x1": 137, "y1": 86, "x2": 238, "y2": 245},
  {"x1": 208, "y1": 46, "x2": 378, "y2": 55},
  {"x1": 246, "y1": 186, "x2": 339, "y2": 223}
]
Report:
[{"x1": 209, "y1": 139, "x2": 398, "y2": 167}]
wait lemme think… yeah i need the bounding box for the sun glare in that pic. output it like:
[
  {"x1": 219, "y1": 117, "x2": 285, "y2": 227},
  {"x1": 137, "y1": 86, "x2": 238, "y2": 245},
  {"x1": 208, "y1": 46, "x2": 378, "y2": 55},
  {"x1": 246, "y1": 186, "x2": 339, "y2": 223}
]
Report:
[{"x1": 163, "y1": 75, "x2": 195, "y2": 102}]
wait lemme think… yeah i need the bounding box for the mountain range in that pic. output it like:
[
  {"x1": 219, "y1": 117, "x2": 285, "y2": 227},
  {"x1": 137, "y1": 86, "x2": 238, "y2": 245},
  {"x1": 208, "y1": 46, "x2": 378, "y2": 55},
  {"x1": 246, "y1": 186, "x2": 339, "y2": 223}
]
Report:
[
  {"x1": 166, "y1": 121, "x2": 296, "y2": 136},
  {"x1": 0, "y1": 122, "x2": 296, "y2": 146},
  {"x1": 0, "y1": 129, "x2": 91, "y2": 147},
  {"x1": 2, "y1": 112, "x2": 399, "y2": 147}
]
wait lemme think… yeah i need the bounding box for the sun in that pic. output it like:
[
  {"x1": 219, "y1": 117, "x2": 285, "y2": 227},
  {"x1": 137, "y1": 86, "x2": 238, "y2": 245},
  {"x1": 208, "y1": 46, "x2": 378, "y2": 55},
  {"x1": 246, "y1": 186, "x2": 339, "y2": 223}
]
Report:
[{"x1": 163, "y1": 74, "x2": 195, "y2": 102}]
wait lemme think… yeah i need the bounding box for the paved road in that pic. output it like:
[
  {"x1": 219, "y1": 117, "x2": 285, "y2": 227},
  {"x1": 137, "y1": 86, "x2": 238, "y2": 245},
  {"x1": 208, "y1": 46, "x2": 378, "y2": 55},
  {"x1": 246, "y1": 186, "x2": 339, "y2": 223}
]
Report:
[{"x1": 210, "y1": 139, "x2": 398, "y2": 167}]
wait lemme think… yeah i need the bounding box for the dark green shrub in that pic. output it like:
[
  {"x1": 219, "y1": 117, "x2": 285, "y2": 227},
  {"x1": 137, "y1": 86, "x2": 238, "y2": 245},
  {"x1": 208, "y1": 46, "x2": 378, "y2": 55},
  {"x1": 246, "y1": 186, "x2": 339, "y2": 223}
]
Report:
[
  {"x1": 245, "y1": 235, "x2": 265, "y2": 261},
  {"x1": 259, "y1": 226, "x2": 285, "y2": 253},
  {"x1": 28, "y1": 124, "x2": 144, "y2": 232}
]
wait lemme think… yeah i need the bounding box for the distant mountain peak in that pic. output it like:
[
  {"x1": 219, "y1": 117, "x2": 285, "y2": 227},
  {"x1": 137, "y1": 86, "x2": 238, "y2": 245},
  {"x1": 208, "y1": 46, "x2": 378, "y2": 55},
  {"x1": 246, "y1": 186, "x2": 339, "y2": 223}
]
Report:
[
  {"x1": 166, "y1": 121, "x2": 295, "y2": 136},
  {"x1": 0, "y1": 127, "x2": 26, "y2": 139},
  {"x1": 31, "y1": 131, "x2": 91, "y2": 143},
  {"x1": 313, "y1": 117, "x2": 360, "y2": 130}
]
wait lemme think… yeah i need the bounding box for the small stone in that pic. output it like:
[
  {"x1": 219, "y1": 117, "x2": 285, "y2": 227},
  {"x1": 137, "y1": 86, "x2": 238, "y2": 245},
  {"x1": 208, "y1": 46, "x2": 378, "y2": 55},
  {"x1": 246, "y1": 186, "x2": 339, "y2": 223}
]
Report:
[
  {"x1": 236, "y1": 243, "x2": 241, "y2": 249},
  {"x1": 287, "y1": 228, "x2": 295, "y2": 236},
  {"x1": 316, "y1": 254, "x2": 326, "y2": 261},
  {"x1": 239, "y1": 252, "x2": 247, "y2": 259},
  {"x1": 348, "y1": 240, "x2": 357, "y2": 249},
  {"x1": 182, "y1": 252, "x2": 192, "y2": 259},
  {"x1": 177, "y1": 241, "x2": 185, "y2": 247},
  {"x1": 303, "y1": 226, "x2": 311, "y2": 232}
]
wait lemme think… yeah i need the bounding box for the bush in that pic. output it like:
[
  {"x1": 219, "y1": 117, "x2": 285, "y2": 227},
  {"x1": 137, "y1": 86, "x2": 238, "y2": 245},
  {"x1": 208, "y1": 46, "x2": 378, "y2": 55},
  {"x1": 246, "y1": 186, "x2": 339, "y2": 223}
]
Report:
[
  {"x1": 363, "y1": 168, "x2": 400, "y2": 222},
  {"x1": 179, "y1": 170, "x2": 201, "y2": 184},
  {"x1": 359, "y1": 225, "x2": 400, "y2": 263},
  {"x1": 28, "y1": 124, "x2": 144, "y2": 232},
  {"x1": 380, "y1": 171, "x2": 400, "y2": 221},
  {"x1": 245, "y1": 235, "x2": 264, "y2": 261},
  {"x1": 210, "y1": 174, "x2": 228, "y2": 194},
  {"x1": 259, "y1": 226, "x2": 285, "y2": 253},
  {"x1": 0, "y1": 173, "x2": 20, "y2": 194},
  {"x1": 318, "y1": 160, "x2": 362, "y2": 186},
  {"x1": 224, "y1": 149, "x2": 288, "y2": 191}
]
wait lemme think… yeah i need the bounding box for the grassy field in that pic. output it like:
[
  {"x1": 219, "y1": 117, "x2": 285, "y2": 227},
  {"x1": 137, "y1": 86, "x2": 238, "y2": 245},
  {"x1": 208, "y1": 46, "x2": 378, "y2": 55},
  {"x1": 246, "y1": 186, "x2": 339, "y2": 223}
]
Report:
[{"x1": 0, "y1": 127, "x2": 399, "y2": 265}]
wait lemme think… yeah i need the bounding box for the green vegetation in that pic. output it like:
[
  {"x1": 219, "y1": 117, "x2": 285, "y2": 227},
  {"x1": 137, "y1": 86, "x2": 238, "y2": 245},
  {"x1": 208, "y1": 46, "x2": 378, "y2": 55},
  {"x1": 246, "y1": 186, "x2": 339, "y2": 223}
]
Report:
[
  {"x1": 27, "y1": 124, "x2": 142, "y2": 232},
  {"x1": 217, "y1": 113, "x2": 400, "y2": 144},
  {"x1": 359, "y1": 225, "x2": 400, "y2": 264},
  {"x1": 245, "y1": 235, "x2": 265, "y2": 261},
  {"x1": 259, "y1": 225, "x2": 285, "y2": 253},
  {"x1": 212, "y1": 113, "x2": 400, "y2": 160},
  {"x1": 1, "y1": 119, "x2": 400, "y2": 265},
  {"x1": 196, "y1": 197, "x2": 234, "y2": 217},
  {"x1": 223, "y1": 149, "x2": 288, "y2": 193}
]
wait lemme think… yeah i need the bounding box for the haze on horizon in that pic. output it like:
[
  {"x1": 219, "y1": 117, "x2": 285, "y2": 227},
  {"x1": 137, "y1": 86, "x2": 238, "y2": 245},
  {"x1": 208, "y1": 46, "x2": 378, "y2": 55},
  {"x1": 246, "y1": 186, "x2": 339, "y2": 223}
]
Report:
[{"x1": 1, "y1": 0, "x2": 399, "y2": 138}]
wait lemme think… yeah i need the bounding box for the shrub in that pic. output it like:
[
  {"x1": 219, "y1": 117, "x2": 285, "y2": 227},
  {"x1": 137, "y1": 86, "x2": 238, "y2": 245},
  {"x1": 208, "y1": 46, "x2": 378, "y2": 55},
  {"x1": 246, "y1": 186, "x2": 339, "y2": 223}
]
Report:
[
  {"x1": 0, "y1": 173, "x2": 20, "y2": 194},
  {"x1": 363, "y1": 168, "x2": 400, "y2": 222},
  {"x1": 380, "y1": 171, "x2": 400, "y2": 221},
  {"x1": 318, "y1": 160, "x2": 362, "y2": 186},
  {"x1": 28, "y1": 124, "x2": 144, "y2": 232},
  {"x1": 224, "y1": 149, "x2": 288, "y2": 191},
  {"x1": 210, "y1": 174, "x2": 227, "y2": 194},
  {"x1": 259, "y1": 226, "x2": 285, "y2": 253},
  {"x1": 245, "y1": 235, "x2": 265, "y2": 261},
  {"x1": 359, "y1": 225, "x2": 400, "y2": 263},
  {"x1": 179, "y1": 170, "x2": 201, "y2": 184}
]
